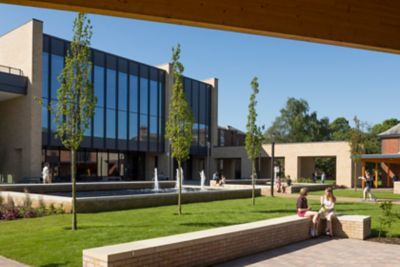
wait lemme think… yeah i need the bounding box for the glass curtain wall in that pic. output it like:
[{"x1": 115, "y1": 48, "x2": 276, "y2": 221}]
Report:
[
  {"x1": 183, "y1": 77, "x2": 212, "y2": 155},
  {"x1": 42, "y1": 34, "x2": 166, "y2": 180}
]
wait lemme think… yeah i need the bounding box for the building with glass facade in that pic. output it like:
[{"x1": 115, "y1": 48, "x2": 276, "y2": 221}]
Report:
[{"x1": 0, "y1": 19, "x2": 218, "y2": 182}]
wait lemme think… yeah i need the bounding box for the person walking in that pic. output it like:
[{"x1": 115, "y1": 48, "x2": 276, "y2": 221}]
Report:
[
  {"x1": 359, "y1": 171, "x2": 376, "y2": 201},
  {"x1": 42, "y1": 163, "x2": 51, "y2": 184},
  {"x1": 320, "y1": 171, "x2": 326, "y2": 184}
]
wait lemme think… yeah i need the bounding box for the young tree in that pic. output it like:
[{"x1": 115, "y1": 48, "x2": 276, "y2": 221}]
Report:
[
  {"x1": 245, "y1": 77, "x2": 264, "y2": 206},
  {"x1": 165, "y1": 44, "x2": 194, "y2": 215},
  {"x1": 348, "y1": 116, "x2": 365, "y2": 191},
  {"x1": 56, "y1": 13, "x2": 95, "y2": 230}
]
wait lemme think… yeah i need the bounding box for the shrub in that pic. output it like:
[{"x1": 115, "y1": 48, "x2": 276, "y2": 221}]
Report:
[
  {"x1": 1, "y1": 205, "x2": 22, "y2": 220},
  {"x1": 378, "y1": 201, "x2": 399, "y2": 238}
]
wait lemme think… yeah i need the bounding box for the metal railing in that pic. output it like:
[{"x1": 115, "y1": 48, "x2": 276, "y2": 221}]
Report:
[{"x1": 0, "y1": 64, "x2": 23, "y2": 76}]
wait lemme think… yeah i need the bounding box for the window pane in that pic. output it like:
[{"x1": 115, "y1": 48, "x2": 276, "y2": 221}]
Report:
[
  {"x1": 199, "y1": 84, "x2": 207, "y2": 124},
  {"x1": 107, "y1": 108, "x2": 116, "y2": 138},
  {"x1": 94, "y1": 65, "x2": 104, "y2": 107},
  {"x1": 42, "y1": 52, "x2": 49, "y2": 99},
  {"x1": 129, "y1": 112, "x2": 138, "y2": 142},
  {"x1": 184, "y1": 78, "x2": 191, "y2": 105},
  {"x1": 130, "y1": 74, "x2": 138, "y2": 113},
  {"x1": 192, "y1": 81, "x2": 199, "y2": 123},
  {"x1": 94, "y1": 107, "x2": 104, "y2": 138},
  {"x1": 118, "y1": 72, "x2": 127, "y2": 111},
  {"x1": 140, "y1": 77, "x2": 148, "y2": 115},
  {"x1": 106, "y1": 69, "x2": 116, "y2": 109},
  {"x1": 140, "y1": 114, "x2": 148, "y2": 142},
  {"x1": 50, "y1": 54, "x2": 63, "y2": 100},
  {"x1": 50, "y1": 100, "x2": 57, "y2": 133},
  {"x1": 118, "y1": 111, "x2": 127, "y2": 140},
  {"x1": 150, "y1": 116, "x2": 158, "y2": 143},
  {"x1": 150, "y1": 80, "x2": 158, "y2": 116},
  {"x1": 42, "y1": 98, "x2": 48, "y2": 132}
]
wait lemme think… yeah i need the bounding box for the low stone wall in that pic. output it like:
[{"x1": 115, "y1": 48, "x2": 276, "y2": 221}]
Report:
[
  {"x1": 288, "y1": 183, "x2": 332, "y2": 193},
  {"x1": 76, "y1": 188, "x2": 261, "y2": 213},
  {"x1": 0, "y1": 181, "x2": 176, "y2": 193},
  {"x1": 82, "y1": 214, "x2": 371, "y2": 267},
  {"x1": 394, "y1": 182, "x2": 400, "y2": 194},
  {"x1": 0, "y1": 188, "x2": 261, "y2": 213}
]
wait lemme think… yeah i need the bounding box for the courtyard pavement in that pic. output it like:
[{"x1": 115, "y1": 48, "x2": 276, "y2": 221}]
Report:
[
  {"x1": 216, "y1": 238, "x2": 400, "y2": 267},
  {"x1": 0, "y1": 256, "x2": 28, "y2": 267}
]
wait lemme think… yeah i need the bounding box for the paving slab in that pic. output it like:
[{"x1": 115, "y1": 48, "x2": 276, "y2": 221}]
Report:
[
  {"x1": 216, "y1": 238, "x2": 400, "y2": 267},
  {"x1": 0, "y1": 256, "x2": 29, "y2": 267}
]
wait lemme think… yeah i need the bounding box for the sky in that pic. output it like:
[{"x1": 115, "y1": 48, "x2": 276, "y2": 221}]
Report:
[{"x1": 1, "y1": 4, "x2": 400, "y2": 131}]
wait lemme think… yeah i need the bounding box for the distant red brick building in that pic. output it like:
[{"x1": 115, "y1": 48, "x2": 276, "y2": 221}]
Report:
[{"x1": 379, "y1": 123, "x2": 400, "y2": 186}]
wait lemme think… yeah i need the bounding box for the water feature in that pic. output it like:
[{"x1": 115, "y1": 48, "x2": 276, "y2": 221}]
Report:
[
  {"x1": 175, "y1": 168, "x2": 184, "y2": 189},
  {"x1": 153, "y1": 168, "x2": 159, "y2": 191},
  {"x1": 200, "y1": 170, "x2": 206, "y2": 190}
]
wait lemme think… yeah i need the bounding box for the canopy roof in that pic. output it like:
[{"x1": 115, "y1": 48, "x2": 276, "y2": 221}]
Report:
[
  {"x1": 378, "y1": 123, "x2": 400, "y2": 138},
  {"x1": 358, "y1": 153, "x2": 400, "y2": 164}
]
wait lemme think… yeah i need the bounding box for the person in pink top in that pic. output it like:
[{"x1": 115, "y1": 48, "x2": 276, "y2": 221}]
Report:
[{"x1": 297, "y1": 187, "x2": 319, "y2": 237}]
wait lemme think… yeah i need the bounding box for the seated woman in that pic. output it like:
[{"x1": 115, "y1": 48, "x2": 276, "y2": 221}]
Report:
[
  {"x1": 318, "y1": 187, "x2": 336, "y2": 237},
  {"x1": 297, "y1": 188, "x2": 319, "y2": 237}
]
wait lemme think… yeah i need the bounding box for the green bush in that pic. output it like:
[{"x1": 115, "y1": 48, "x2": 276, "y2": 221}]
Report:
[{"x1": 378, "y1": 201, "x2": 400, "y2": 238}]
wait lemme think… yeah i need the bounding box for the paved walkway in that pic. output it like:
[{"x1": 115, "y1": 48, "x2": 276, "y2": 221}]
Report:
[
  {"x1": 216, "y1": 238, "x2": 400, "y2": 267},
  {"x1": 0, "y1": 256, "x2": 28, "y2": 267}
]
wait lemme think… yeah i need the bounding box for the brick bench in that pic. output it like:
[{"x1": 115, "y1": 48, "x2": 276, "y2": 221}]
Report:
[
  {"x1": 83, "y1": 214, "x2": 371, "y2": 267},
  {"x1": 394, "y1": 181, "x2": 400, "y2": 194},
  {"x1": 333, "y1": 215, "x2": 371, "y2": 240}
]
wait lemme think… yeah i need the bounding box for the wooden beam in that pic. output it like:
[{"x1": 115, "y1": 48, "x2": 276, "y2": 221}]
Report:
[{"x1": 3, "y1": 0, "x2": 400, "y2": 54}]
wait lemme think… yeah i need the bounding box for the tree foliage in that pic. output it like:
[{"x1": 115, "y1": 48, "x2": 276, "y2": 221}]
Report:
[
  {"x1": 245, "y1": 77, "x2": 264, "y2": 205},
  {"x1": 330, "y1": 117, "x2": 351, "y2": 141},
  {"x1": 165, "y1": 44, "x2": 194, "y2": 215},
  {"x1": 55, "y1": 13, "x2": 95, "y2": 230},
  {"x1": 264, "y1": 98, "x2": 330, "y2": 143}
]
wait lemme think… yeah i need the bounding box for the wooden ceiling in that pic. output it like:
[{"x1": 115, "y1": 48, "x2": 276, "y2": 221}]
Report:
[{"x1": 4, "y1": 0, "x2": 400, "y2": 54}]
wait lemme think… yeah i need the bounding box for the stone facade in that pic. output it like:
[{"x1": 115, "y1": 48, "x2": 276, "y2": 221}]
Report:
[
  {"x1": 214, "y1": 141, "x2": 355, "y2": 187},
  {"x1": 394, "y1": 181, "x2": 400, "y2": 194},
  {"x1": 0, "y1": 20, "x2": 42, "y2": 182}
]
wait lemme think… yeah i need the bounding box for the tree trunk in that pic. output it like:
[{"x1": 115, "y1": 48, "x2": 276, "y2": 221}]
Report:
[
  {"x1": 353, "y1": 161, "x2": 357, "y2": 192},
  {"x1": 71, "y1": 149, "x2": 77, "y2": 230},
  {"x1": 252, "y1": 159, "x2": 256, "y2": 206},
  {"x1": 178, "y1": 161, "x2": 182, "y2": 215}
]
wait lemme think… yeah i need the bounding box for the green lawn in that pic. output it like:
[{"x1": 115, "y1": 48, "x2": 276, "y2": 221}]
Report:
[
  {"x1": 308, "y1": 188, "x2": 400, "y2": 200},
  {"x1": 0, "y1": 197, "x2": 399, "y2": 267}
]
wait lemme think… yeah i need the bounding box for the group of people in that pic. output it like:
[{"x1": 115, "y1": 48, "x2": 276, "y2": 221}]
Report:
[
  {"x1": 296, "y1": 187, "x2": 336, "y2": 237},
  {"x1": 276, "y1": 175, "x2": 292, "y2": 193},
  {"x1": 212, "y1": 171, "x2": 226, "y2": 186},
  {"x1": 312, "y1": 171, "x2": 326, "y2": 184}
]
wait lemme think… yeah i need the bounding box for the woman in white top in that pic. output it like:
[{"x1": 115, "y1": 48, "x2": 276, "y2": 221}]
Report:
[{"x1": 319, "y1": 187, "x2": 336, "y2": 237}]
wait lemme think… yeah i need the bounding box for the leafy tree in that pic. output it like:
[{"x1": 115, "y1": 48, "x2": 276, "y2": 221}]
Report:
[
  {"x1": 55, "y1": 13, "x2": 95, "y2": 230},
  {"x1": 348, "y1": 116, "x2": 365, "y2": 191},
  {"x1": 165, "y1": 44, "x2": 194, "y2": 215},
  {"x1": 265, "y1": 98, "x2": 329, "y2": 143},
  {"x1": 245, "y1": 77, "x2": 264, "y2": 205},
  {"x1": 330, "y1": 117, "x2": 351, "y2": 141}
]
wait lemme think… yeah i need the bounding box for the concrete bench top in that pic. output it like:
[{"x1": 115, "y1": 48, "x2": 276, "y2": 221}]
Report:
[
  {"x1": 83, "y1": 215, "x2": 308, "y2": 262},
  {"x1": 83, "y1": 214, "x2": 371, "y2": 263}
]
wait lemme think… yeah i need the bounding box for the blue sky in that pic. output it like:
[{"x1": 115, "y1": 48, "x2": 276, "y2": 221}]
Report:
[{"x1": 1, "y1": 4, "x2": 399, "y2": 131}]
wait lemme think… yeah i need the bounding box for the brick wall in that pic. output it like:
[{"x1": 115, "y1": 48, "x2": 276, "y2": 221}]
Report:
[
  {"x1": 381, "y1": 138, "x2": 400, "y2": 154},
  {"x1": 83, "y1": 214, "x2": 370, "y2": 267}
]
